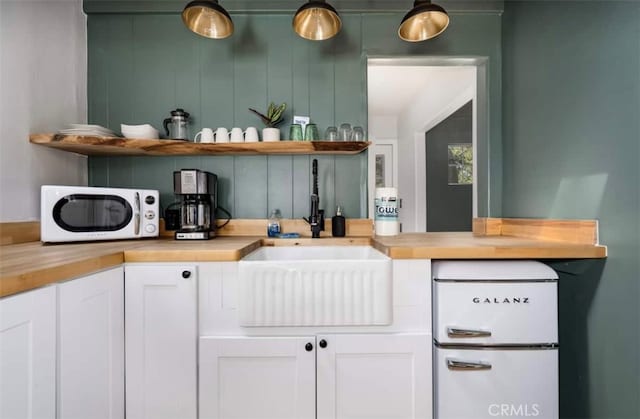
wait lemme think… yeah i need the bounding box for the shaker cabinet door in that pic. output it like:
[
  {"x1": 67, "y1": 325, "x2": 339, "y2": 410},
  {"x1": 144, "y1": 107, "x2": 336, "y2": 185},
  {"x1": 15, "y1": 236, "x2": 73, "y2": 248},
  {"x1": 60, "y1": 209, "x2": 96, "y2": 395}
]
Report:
[
  {"x1": 199, "y1": 336, "x2": 316, "y2": 419},
  {"x1": 0, "y1": 286, "x2": 56, "y2": 419},
  {"x1": 58, "y1": 267, "x2": 124, "y2": 419},
  {"x1": 125, "y1": 264, "x2": 197, "y2": 419},
  {"x1": 316, "y1": 333, "x2": 432, "y2": 419}
]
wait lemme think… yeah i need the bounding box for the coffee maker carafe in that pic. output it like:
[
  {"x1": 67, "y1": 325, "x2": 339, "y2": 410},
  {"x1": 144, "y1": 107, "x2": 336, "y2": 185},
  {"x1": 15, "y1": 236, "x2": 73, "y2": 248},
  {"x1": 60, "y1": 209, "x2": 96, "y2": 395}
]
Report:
[{"x1": 174, "y1": 169, "x2": 217, "y2": 240}]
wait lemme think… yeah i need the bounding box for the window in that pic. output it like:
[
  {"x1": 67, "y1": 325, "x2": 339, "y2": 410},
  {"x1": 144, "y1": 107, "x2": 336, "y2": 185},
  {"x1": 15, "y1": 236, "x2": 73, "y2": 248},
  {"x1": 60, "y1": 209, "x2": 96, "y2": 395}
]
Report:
[{"x1": 447, "y1": 144, "x2": 472, "y2": 185}]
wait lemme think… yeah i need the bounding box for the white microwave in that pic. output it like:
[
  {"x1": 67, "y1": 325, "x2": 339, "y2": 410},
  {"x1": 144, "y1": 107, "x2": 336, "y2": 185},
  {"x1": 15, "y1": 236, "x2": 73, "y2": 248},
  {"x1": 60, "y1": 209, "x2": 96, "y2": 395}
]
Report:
[{"x1": 41, "y1": 185, "x2": 159, "y2": 243}]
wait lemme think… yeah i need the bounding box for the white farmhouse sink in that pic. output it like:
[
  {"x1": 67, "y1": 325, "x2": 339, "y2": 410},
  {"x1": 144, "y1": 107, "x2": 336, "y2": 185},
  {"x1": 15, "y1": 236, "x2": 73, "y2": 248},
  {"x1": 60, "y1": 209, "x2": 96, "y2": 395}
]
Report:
[
  {"x1": 239, "y1": 246, "x2": 392, "y2": 327},
  {"x1": 242, "y1": 245, "x2": 389, "y2": 261}
]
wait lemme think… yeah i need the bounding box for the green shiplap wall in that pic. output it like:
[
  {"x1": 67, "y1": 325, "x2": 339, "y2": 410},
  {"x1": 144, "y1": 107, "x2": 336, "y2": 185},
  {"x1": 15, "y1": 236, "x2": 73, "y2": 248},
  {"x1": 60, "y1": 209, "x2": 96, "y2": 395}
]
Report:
[
  {"x1": 87, "y1": 11, "x2": 502, "y2": 218},
  {"x1": 88, "y1": 14, "x2": 367, "y2": 218},
  {"x1": 502, "y1": 1, "x2": 640, "y2": 418}
]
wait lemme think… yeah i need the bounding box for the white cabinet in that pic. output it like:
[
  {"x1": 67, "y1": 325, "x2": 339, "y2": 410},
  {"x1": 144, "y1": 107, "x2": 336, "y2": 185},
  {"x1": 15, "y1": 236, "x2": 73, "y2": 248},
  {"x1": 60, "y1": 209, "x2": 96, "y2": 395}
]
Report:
[
  {"x1": 198, "y1": 259, "x2": 433, "y2": 419},
  {"x1": 317, "y1": 333, "x2": 431, "y2": 419},
  {"x1": 125, "y1": 264, "x2": 197, "y2": 419},
  {"x1": 58, "y1": 267, "x2": 124, "y2": 419},
  {"x1": 0, "y1": 286, "x2": 57, "y2": 419},
  {"x1": 199, "y1": 336, "x2": 316, "y2": 419},
  {"x1": 199, "y1": 333, "x2": 431, "y2": 419}
]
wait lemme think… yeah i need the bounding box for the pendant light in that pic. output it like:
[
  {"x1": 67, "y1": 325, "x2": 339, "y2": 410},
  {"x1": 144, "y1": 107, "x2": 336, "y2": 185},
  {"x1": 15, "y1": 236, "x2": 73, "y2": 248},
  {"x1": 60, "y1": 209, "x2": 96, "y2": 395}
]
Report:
[
  {"x1": 398, "y1": 0, "x2": 449, "y2": 42},
  {"x1": 293, "y1": 0, "x2": 342, "y2": 41},
  {"x1": 182, "y1": 0, "x2": 233, "y2": 39}
]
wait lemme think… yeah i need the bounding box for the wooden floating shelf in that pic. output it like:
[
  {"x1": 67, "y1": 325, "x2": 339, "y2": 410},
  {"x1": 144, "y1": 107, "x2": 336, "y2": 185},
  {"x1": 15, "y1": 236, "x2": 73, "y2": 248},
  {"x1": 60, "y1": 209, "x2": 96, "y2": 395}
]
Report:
[{"x1": 29, "y1": 134, "x2": 370, "y2": 156}]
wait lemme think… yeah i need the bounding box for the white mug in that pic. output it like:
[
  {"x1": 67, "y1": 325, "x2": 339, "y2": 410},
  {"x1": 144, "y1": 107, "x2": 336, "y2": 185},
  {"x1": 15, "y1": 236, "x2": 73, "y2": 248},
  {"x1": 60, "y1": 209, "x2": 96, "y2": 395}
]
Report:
[
  {"x1": 230, "y1": 127, "x2": 244, "y2": 143},
  {"x1": 194, "y1": 128, "x2": 214, "y2": 143},
  {"x1": 214, "y1": 127, "x2": 229, "y2": 143},
  {"x1": 245, "y1": 126, "x2": 259, "y2": 142}
]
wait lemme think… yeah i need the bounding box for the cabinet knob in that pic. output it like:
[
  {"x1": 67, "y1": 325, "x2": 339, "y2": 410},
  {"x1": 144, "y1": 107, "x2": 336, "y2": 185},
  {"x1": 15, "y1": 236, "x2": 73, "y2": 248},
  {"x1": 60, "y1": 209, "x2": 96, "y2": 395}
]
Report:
[
  {"x1": 319, "y1": 339, "x2": 327, "y2": 348},
  {"x1": 305, "y1": 342, "x2": 313, "y2": 352},
  {"x1": 182, "y1": 270, "x2": 191, "y2": 279}
]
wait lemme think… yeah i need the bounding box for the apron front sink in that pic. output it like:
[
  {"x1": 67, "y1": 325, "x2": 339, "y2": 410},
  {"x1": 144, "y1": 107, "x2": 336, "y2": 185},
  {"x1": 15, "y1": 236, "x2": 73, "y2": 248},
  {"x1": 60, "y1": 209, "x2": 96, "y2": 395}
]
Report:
[{"x1": 239, "y1": 246, "x2": 392, "y2": 327}]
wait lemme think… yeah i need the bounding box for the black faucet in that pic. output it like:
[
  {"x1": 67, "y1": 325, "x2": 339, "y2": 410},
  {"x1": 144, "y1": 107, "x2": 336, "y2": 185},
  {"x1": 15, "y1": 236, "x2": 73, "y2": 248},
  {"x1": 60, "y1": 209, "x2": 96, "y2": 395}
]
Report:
[{"x1": 304, "y1": 159, "x2": 324, "y2": 238}]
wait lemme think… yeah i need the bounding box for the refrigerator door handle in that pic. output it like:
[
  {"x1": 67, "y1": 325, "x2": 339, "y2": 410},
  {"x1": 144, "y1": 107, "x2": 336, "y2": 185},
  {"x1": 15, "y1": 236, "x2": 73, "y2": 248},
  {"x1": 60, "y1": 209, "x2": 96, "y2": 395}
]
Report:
[
  {"x1": 446, "y1": 359, "x2": 492, "y2": 371},
  {"x1": 447, "y1": 327, "x2": 492, "y2": 338}
]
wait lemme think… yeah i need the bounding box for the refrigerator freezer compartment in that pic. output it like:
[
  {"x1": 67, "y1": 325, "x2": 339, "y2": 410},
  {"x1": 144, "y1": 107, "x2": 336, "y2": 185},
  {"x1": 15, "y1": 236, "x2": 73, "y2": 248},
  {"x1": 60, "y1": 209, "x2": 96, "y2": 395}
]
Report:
[
  {"x1": 434, "y1": 346, "x2": 558, "y2": 419},
  {"x1": 433, "y1": 261, "x2": 558, "y2": 345}
]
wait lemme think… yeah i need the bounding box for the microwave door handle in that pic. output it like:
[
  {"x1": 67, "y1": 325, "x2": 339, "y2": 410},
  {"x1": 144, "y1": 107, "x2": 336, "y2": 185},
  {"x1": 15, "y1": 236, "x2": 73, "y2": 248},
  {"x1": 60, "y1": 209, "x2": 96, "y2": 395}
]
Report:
[
  {"x1": 446, "y1": 359, "x2": 492, "y2": 371},
  {"x1": 447, "y1": 327, "x2": 492, "y2": 338},
  {"x1": 134, "y1": 192, "x2": 140, "y2": 235}
]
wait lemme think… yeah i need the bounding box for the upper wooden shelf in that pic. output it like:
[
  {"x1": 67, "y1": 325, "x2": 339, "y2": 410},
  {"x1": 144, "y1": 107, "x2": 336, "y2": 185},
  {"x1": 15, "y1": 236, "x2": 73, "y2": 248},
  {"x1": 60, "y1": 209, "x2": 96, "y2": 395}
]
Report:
[{"x1": 29, "y1": 134, "x2": 370, "y2": 156}]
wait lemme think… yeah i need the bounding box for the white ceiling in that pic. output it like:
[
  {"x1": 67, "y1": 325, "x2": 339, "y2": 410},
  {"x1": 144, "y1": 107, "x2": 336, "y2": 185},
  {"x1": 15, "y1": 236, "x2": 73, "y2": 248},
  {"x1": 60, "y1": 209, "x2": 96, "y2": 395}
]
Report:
[{"x1": 367, "y1": 66, "x2": 475, "y2": 116}]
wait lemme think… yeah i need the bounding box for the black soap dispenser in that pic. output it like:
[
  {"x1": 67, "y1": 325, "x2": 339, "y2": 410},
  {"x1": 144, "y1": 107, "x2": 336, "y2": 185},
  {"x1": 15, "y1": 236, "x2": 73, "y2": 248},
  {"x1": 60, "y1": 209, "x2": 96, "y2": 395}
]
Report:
[{"x1": 332, "y1": 206, "x2": 346, "y2": 237}]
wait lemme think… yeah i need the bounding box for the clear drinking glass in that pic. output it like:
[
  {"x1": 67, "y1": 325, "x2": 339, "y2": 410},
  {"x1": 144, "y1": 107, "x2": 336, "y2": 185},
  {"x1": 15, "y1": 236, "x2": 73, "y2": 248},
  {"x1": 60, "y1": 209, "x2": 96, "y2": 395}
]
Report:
[
  {"x1": 325, "y1": 126, "x2": 338, "y2": 141},
  {"x1": 338, "y1": 123, "x2": 351, "y2": 141},
  {"x1": 351, "y1": 126, "x2": 365, "y2": 141}
]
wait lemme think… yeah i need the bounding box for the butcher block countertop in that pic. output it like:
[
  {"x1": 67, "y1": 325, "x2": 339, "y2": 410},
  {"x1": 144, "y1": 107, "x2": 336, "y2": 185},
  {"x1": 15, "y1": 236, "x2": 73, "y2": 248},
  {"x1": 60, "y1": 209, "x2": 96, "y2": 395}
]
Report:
[
  {"x1": 1, "y1": 240, "x2": 132, "y2": 298},
  {"x1": 123, "y1": 237, "x2": 262, "y2": 262},
  {"x1": 0, "y1": 237, "x2": 262, "y2": 298},
  {"x1": 372, "y1": 232, "x2": 607, "y2": 259},
  {"x1": 0, "y1": 225, "x2": 607, "y2": 298}
]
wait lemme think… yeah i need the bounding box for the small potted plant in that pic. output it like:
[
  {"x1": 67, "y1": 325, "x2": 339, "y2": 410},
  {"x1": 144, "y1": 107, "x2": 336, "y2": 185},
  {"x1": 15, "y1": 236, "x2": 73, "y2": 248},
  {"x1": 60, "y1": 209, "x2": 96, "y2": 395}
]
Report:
[{"x1": 249, "y1": 102, "x2": 286, "y2": 142}]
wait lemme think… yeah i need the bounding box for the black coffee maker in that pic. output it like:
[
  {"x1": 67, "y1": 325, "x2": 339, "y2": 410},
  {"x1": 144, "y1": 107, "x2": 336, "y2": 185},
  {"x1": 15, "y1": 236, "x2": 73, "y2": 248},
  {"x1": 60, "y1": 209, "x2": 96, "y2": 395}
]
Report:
[{"x1": 173, "y1": 169, "x2": 217, "y2": 240}]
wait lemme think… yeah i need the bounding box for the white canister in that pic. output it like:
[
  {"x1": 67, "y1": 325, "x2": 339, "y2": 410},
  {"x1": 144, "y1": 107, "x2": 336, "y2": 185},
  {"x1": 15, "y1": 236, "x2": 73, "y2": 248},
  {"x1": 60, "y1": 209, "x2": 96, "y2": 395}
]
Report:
[{"x1": 374, "y1": 187, "x2": 400, "y2": 236}]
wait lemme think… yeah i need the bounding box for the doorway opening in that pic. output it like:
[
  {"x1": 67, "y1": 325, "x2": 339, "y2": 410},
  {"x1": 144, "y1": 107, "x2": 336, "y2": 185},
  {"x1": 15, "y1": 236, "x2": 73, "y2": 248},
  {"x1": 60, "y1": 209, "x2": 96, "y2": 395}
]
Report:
[{"x1": 367, "y1": 57, "x2": 488, "y2": 232}]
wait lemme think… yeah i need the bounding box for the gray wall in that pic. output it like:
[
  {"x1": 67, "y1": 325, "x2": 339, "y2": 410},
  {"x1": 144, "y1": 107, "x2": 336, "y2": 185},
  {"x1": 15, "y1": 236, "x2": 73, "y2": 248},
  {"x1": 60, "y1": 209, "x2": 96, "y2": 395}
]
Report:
[
  {"x1": 0, "y1": 0, "x2": 87, "y2": 222},
  {"x1": 86, "y1": 10, "x2": 502, "y2": 218},
  {"x1": 502, "y1": 1, "x2": 640, "y2": 418}
]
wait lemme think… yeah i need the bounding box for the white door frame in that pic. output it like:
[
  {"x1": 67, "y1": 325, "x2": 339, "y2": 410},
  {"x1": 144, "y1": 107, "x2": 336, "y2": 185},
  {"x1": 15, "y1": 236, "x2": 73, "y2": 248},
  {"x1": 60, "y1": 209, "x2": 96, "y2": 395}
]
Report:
[{"x1": 366, "y1": 56, "x2": 488, "y2": 231}]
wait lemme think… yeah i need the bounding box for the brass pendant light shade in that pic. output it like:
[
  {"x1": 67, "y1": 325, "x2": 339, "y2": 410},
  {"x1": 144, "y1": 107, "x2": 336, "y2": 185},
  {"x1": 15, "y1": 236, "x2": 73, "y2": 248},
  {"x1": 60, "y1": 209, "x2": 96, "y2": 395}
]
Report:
[
  {"x1": 182, "y1": 0, "x2": 233, "y2": 39},
  {"x1": 293, "y1": 0, "x2": 342, "y2": 41},
  {"x1": 398, "y1": 0, "x2": 449, "y2": 42}
]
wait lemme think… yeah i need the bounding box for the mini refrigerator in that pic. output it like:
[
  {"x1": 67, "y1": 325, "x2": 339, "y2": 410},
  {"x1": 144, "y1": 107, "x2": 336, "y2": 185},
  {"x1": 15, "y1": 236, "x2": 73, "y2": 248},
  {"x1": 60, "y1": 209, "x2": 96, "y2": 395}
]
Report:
[{"x1": 432, "y1": 261, "x2": 559, "y2": 419}]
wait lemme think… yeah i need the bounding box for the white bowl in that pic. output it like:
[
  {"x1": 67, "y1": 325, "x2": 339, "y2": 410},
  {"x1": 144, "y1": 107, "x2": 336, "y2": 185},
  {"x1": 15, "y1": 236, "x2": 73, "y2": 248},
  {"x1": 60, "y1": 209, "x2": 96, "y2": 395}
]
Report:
[
  {"x1": 121, "y1": 124, "x2": 159, "y2": 139},
  {"x1": 121, "y1": 123, "x2": 154, "y2": 130}
]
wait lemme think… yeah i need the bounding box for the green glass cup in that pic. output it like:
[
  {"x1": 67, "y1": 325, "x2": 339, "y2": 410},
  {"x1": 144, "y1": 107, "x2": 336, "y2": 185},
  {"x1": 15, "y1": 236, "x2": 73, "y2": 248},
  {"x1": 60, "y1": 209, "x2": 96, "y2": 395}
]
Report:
[
  {"x1": 289, "y1": 124, "x2": 303, "y2": 141},
  {"x1": 304, "y1": 123, "x2": 319, "y2": 141}
]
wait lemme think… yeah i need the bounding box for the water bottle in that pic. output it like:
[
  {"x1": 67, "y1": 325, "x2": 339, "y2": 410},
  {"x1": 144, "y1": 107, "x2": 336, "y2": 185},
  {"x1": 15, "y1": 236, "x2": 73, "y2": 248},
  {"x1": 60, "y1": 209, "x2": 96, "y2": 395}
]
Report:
[{"x1": 267, "y1": 209, "x2": 281, "y2": 237}]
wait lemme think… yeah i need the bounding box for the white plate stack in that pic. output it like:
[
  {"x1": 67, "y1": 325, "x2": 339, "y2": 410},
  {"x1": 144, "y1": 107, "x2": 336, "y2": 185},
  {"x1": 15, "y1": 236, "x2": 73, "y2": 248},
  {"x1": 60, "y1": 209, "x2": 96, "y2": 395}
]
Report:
[{"x1": 59, "y1": 124, "x2": 118, "y2": 137}]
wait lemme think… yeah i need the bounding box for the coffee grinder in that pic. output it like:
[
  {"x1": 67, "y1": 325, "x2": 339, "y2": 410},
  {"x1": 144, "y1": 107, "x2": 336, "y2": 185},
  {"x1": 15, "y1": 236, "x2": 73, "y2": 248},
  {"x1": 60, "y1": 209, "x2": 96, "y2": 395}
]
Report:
[{"x1": 173, "y1": 169, "x2": 217, "y2": 240}]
